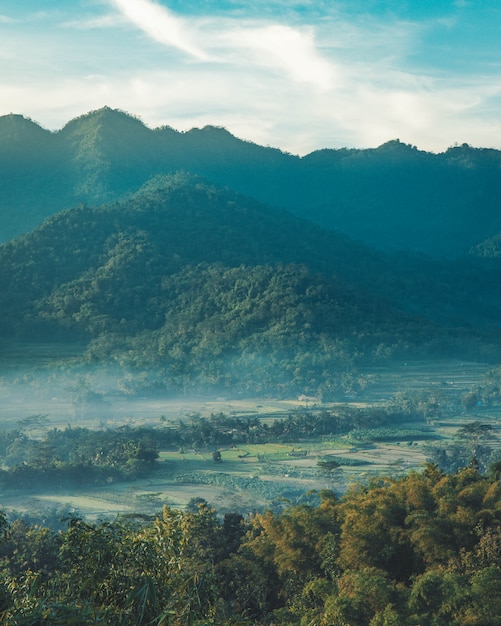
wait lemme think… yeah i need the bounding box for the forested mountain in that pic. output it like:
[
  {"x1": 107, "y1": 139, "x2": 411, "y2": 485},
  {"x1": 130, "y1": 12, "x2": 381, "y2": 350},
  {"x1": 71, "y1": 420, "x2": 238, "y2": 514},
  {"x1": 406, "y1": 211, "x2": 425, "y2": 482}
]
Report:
[
  {"x1": 0, "y1": 174, "x2": 499, "y2": 397},
  {"x1": 2, "y1": 108, "x2": 501, "y2": 395},
  {"x1": 471, "y1": 231, "x2": 501, "y2": 258},
  {"x1": 2, "y1": 107, "x2": 501, "y2": 255}
]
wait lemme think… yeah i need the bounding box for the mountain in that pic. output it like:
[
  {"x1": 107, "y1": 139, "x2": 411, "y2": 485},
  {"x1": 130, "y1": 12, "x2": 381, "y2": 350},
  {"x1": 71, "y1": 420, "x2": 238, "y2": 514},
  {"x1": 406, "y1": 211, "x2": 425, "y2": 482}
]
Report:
[
  {"x1": 0, "y1": 114, "x2": 65, "y2": 238},
  {"x1": 3, "y1": 174, "x2": 494, "y2": 397},
  {"x1": 2, "y1": 108, "x2": 501, "y2": 256}
]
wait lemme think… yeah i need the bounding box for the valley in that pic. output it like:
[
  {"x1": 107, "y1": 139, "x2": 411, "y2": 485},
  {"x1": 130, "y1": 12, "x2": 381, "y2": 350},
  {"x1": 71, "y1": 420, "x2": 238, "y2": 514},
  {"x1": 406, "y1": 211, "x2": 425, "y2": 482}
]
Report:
[
  {"x1": 0, "y1": 355, "x2": 497, "y2": 521},
  {"x1": 1, "y1": 106, "x2": 501, "y2": 625}
]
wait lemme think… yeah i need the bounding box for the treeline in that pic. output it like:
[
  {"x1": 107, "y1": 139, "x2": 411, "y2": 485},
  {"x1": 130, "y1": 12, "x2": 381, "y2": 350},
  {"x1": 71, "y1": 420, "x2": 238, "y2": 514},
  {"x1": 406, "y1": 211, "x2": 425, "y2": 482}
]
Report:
[
  {"x1": 0, "y1": 391, "x2": 442, "y2": 491},
  {"x1": 0, "y1": 426, "x2": 159, "y2": 490},
  {"x1": 426, "y1": 421, "x2": 500, "y2": 475},
  {"x1": 0, "y1": 464, "x2": 500, "y2": 624},
  {"x1": 12, "y1": 384, "x2": 501, "y2": 497}
]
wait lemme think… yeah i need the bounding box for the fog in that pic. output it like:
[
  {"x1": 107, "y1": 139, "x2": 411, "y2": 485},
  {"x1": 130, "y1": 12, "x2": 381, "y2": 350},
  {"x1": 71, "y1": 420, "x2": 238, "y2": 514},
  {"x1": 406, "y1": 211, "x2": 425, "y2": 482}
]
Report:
[
  {"x1": 0, "y1": 355, "x2": 491, "y2": 435},
  {"x1": 0, "y1": 362, "x2": 292, "y2": 434},
  {"x1": 0, "y1": 353, "x2": 495, "y2": 525}
]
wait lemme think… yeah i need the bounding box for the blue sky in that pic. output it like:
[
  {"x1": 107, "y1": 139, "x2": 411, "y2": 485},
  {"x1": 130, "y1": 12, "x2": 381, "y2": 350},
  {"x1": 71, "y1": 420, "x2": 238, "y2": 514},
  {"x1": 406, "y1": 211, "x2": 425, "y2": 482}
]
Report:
[{"x1": 1, "y1": 0, "x2": 500, "y2": 154}]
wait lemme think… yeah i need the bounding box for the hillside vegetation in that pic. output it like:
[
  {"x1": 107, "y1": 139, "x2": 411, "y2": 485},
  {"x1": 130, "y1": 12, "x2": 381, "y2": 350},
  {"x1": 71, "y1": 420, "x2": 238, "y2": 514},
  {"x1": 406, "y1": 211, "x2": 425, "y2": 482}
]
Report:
[
  {"x1": 1, "y1": 109, "x2": 501, "y2": 396},
  {"x1": 1, "y1": 173, "x2": 499, "y2": 396}
]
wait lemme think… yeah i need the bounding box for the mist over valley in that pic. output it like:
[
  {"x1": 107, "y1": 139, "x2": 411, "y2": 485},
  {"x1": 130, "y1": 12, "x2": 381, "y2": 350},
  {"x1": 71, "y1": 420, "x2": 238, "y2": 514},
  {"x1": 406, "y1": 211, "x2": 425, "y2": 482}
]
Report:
[{"x1": 4, "y1": 0, "x2": 501, "y2": 619}]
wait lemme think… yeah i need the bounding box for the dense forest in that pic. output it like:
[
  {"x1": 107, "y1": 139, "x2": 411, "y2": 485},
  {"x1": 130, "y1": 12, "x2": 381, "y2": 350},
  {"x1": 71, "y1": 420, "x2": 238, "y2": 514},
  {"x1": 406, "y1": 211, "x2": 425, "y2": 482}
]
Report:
[
  {"x1": 1, "y1": 108, "x2": 501, "y2": 396},
  {"x1": 0, "y1": 464, "x2": 500, "y2": 624},
  {"x1": 1, "y1": 174, "x2": 501, "y2": 396}
]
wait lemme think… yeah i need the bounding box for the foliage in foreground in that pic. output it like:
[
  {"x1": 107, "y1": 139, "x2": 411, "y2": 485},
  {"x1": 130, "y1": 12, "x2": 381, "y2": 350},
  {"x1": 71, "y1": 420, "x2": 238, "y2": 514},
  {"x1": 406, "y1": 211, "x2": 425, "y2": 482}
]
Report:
[{"x1": 0, "y1": 464, "x2": 500, "y2": 624}]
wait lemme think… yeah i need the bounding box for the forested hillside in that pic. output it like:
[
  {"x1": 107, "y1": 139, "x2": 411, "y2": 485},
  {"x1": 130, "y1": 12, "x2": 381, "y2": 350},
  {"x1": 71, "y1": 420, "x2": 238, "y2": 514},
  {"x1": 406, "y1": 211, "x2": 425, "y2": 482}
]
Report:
[
  {"x1": 2, "y1": 110, "x2": 501, "y2": 396},
  {"x1": 0, "y1": 465, "x2": 500, "y2": 625},
  {"x1": 0, "y1": 174, "x2": 499, "y2": 396},
  {"x1": 3, "y1": 107, "x2": 501, "y2": 255}
]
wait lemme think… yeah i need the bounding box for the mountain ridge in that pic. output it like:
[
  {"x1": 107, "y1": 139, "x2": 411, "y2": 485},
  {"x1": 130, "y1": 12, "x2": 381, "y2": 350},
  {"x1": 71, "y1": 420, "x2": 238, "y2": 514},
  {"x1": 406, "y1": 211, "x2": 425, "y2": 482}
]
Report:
[{"x1": 2, "y1": 107, "x2": 501, "y2": 255}]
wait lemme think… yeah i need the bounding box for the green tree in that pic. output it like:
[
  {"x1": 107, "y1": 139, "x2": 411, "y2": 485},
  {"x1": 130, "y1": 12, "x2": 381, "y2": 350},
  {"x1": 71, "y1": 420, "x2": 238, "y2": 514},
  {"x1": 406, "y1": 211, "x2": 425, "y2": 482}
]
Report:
[{"x1": 408, "y1": 570, "x2": 469, "y2": 626}]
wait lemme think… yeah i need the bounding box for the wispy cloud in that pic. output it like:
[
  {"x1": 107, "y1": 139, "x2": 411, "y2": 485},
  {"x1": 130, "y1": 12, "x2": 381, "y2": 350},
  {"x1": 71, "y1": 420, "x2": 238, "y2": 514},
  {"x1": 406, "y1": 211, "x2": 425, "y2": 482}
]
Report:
[
  {"x1": 106, "y1": 0, "x2": 336, "y2": 90},
  {"x1": 62, "y1": 15, "x2": 123, "y2": 30},
  {"x1": 2, "y1": 1, "x2": 501, "y2": 154},
  {"x1": 3, "y1": 59, "x2": 501, "y2": 155},
  {"x1": 221, "y1": 23, "x2": 335, "y2": 90},
  {"x1": 108, "y1": 0, "x2": 209, "y2": 60}
]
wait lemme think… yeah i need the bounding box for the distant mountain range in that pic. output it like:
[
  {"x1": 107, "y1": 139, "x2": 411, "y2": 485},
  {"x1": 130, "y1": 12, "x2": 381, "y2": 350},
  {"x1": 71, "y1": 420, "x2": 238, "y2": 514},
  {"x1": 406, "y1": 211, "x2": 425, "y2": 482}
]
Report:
[{"x1": 2, "y1": 106, "x2": 501, "y2": 257}]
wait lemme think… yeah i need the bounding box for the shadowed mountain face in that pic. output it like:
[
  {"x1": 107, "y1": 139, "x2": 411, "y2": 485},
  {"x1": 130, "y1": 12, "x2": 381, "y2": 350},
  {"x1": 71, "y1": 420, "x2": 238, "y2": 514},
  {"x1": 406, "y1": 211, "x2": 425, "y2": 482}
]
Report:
[
  {"x1": 2, "y1": 107, "x2": 501, "y2": 256},
  {"x1": 0, "y1": 174, "x2": 408, "y2": 335},
  {"x1": 0, "y1": 175, "x2": 420, "y2": 396},
  {"x1": 0, "y1": 172, "x2": 500, "y2": 395}
]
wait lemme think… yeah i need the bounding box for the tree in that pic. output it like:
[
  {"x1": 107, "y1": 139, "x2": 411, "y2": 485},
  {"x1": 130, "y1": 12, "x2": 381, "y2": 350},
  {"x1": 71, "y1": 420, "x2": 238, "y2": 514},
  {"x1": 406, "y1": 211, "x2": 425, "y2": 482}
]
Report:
[
  {"x1": 323, "y1": 567, "x2": 399, "y2": 626},
  {"x1": 212, "y1": 450, "x2": 222, "y2": 463},
  {"x1": 467, "y1": 566, "x2": 501, "y2": 624},
  {"x1": 338, "y1": 481, "x2": 416, "y2": 582},
  {"x1": 455, "y1": 421, "x2": 496, "y2": 465},
  {"x1": 408, "y1": 570, "x2": 469, "y2": 626}
]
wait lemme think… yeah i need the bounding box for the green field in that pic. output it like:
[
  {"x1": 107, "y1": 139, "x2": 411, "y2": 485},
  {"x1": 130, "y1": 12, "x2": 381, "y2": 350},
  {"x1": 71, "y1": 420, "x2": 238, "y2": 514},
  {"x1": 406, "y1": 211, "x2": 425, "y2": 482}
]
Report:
[{"x1": 0, "y1": 426, "x2": 450, "y2": 520}]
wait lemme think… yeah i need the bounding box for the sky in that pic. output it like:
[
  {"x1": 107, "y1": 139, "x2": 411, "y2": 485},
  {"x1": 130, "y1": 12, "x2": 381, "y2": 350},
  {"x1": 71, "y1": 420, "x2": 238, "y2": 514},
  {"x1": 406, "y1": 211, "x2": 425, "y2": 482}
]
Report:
[{"x1": 1, "y1": 0, "x2": 501, "y2": 155}]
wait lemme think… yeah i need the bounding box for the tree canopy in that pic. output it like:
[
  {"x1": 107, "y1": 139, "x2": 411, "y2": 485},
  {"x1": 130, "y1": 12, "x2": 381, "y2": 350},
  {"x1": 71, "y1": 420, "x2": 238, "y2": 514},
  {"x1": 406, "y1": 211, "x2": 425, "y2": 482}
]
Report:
[{"x1": 0, "y1": 465, "x2": 500, "y2": 624}]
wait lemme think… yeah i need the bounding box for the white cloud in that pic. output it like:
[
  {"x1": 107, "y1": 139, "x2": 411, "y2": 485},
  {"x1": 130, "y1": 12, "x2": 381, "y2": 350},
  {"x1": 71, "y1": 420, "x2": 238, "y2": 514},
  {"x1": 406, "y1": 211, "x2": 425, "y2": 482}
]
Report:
[
  {"x1": 106, "y1": 1, "x2": 335, "y2": 89},
  {"x1": 108, "y1": 0, "x2": 209, "y2": 60},
  {"x1": 3, "y1": 3, "x2": 501, "y2": 154},
  {"x1": 4, "y1": 61, "x2": 500, "y2": 156},
  {"x1": 221, "y1": 23, "x2": 335, "y2": 90}
]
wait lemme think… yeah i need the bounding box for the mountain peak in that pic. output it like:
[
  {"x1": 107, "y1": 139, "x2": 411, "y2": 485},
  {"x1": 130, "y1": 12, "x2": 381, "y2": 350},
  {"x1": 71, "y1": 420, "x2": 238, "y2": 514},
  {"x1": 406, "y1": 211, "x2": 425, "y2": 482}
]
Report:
[
  {"x1": 0, "y1": 113, "x2": 49, "y2": 143},
  {"x1": 185, "y1": 124, "x2": 241, "y2": 145},
  {"x1": 59, "y1": 106, "x2": 148, "y2": 137},
  {"x1": 375, "y1": 139, "x2": 418, "y2": 153}
]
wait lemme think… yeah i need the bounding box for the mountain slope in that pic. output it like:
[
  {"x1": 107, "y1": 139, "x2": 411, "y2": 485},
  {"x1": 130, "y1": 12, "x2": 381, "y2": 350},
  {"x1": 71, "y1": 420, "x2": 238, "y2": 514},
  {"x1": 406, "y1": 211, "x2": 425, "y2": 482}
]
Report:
[
  {"x1": 0, "y1": 114, "x2": 66, "y2": 238},
  {"x1": 2, "y1": 108, "x2": 501, "y2": 255},
  {"x1": 0, "y1": 174, "x2": 395, "y2": 332},
  {"x1": 298, "y1": 141, "x2": 501, "y2": 255},
  {"x1": 2, "y1": 174, "x2": 479, "y2": 396}
]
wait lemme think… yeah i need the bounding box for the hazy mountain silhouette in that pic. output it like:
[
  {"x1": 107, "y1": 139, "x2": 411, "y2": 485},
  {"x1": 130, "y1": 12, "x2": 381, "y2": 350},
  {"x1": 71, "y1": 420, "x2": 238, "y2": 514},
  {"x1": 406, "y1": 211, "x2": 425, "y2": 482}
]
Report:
[{"x1": 2, "y1": 107, "x2": 501, "y2": 256}]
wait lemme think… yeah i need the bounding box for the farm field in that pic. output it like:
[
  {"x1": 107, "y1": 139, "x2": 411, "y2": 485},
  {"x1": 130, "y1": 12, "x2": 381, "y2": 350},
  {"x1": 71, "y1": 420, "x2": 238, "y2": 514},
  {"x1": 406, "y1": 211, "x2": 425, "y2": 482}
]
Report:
[
  {"x1": 0, "y1": 437, "x2": 430, "y2": 521},
  {"x1": 0, "y1": 356, "x2": 499, "y2": 520}
]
